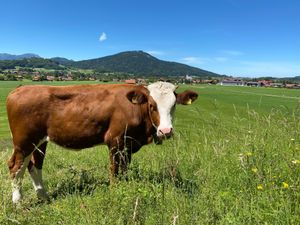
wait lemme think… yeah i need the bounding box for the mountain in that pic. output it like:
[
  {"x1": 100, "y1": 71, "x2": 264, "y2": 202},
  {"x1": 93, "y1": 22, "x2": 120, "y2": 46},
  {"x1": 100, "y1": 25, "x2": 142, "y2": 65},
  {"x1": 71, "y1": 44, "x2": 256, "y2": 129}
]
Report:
[
  {"x1": 0, "y1": 57, "x2": 64, "y2": 70},
  {"x1": 61, "y1": 51, "x2": 221, "y2": 77},
  {"x1": 0, "y1": 53, "x2": 41, "y2": 60},
  {"x1": 1, "y1": 51, "x2": 221, "y2": 77},
  {"x1": 253, "y1": 76, "x2": 300, "y2": 83},
  {"x1": 50, "y1": 57, "x2": 74, "y2": 66},
  {"x1": 278, "y1": 76, "x2": 300, "y2": 82}
]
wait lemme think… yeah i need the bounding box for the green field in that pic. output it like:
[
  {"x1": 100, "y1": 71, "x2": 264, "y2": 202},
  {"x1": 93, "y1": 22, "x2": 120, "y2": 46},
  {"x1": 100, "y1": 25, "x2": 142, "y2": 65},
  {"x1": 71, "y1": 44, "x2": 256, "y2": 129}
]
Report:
[{"x1": 1, "y1": 81, "x2": 300, "y2": 224}]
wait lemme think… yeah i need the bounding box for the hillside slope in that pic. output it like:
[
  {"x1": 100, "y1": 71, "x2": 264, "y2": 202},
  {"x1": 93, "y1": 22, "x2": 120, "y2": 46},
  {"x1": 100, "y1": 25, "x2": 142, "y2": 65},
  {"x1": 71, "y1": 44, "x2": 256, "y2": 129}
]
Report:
[
  {"x1": 0, "y1": 53, "x2": 41, "y2": 60},
  {"x1": 63, "y1": 51, "x2": 221, "y2": 77}
]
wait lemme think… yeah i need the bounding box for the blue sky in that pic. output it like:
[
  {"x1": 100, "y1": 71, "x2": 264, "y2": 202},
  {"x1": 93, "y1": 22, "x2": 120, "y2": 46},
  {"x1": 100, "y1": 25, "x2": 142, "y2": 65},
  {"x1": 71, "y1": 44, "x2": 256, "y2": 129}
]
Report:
[{"x1": 1, "y1": 0, "x2": 300, "y2": 77}]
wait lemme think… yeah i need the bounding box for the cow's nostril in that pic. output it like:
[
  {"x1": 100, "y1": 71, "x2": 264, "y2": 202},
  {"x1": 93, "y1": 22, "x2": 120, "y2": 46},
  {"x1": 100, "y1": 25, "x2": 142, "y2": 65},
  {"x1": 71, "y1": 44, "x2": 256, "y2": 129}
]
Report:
[{"x1": 158, "y1": 128, "x2": 173, "y2": 138}]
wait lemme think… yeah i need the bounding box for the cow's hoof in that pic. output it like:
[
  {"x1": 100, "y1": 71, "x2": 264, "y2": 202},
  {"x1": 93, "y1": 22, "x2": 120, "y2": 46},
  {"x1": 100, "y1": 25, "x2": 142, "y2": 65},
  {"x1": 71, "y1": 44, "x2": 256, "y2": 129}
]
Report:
[{"x1": 36, "y1": 189, "x2": 50, "y2": 202}]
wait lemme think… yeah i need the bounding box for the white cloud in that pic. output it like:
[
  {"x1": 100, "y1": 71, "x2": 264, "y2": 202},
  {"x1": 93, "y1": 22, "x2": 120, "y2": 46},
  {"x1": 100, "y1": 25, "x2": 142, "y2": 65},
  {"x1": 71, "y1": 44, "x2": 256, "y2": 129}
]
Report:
[
  {"x1": 221, "y1": 50, "x2": 244, "y2": 56},
  {"x1": 99, "y1": 32, "x2": 107, "y2": 42},
  {"x1": 237, "y1": 61, "x2": 300, "y2": 76},
  {"x1": 179, "y1": 52, "x2": 300, "y2": 77},
  {"x1": 181, "y1": 57, "x2": 210, "y2": 65},
  {"x1": 214, "y1": 57, "x2": 228, "y2": 62}
]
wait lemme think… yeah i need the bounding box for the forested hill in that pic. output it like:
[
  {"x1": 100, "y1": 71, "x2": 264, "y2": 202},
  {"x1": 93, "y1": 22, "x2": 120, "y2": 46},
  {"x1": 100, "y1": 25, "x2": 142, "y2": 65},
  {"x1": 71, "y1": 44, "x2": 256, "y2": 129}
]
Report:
[
  {"x1": 0, "y1": 57, "x2": 63, "y2": 70},
  {"x1": 0, "y1": 53, "x2": 41, "y2": 60},
  {"x1": 63, "y1": 51, "x2": 221, "y2": 77},
  {"x1": 1, "y1": 51, "x2": 300, "y2": 81},
  {"x1": 0, "y1": 51, "x2": 221, "y2": 77}
]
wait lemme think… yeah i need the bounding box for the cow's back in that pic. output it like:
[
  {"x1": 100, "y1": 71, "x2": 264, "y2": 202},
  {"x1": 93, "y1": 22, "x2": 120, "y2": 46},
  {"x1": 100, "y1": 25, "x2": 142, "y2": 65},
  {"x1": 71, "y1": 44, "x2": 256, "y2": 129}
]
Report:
[{"x1": 46, "y1": 85, "x2": 116, "y2": 148}]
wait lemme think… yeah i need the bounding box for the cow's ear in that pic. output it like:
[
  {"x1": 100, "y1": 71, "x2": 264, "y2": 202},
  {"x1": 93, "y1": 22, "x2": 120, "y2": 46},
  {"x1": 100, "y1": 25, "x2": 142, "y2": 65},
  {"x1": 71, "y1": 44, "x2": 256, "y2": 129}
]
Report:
[
  {"x1": 176, "y1": 90, "x2": 198, "y2": 105},
  {"x1": 127, "y1": 90, "x2": 148, "y2": 104}
]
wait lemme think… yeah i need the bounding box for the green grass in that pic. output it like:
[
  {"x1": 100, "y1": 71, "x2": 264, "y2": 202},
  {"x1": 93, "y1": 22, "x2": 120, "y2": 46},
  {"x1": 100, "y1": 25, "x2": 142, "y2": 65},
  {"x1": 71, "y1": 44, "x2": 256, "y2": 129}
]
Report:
[{"x1": 1, "y1": 81, "x2": 300, "y2": 224}]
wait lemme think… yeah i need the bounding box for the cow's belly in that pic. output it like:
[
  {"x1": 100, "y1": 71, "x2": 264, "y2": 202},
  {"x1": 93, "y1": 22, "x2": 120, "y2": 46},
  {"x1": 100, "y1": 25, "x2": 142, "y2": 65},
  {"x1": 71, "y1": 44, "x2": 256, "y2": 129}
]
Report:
[
  {"x1": 50, "y1": 135, "x2": 104, "y2": 149},
  {"x1": 47, "y1": 122, "x2": 107, "y2": 150}
]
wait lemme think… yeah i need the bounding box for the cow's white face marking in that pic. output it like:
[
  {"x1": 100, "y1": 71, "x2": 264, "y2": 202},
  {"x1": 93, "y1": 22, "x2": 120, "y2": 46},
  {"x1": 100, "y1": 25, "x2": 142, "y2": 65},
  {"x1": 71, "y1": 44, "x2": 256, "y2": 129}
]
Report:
[
  {"x1": 147, "y1": 82, "x2": 177, "y2": 138},
  {"x1": 37, "y1": 136, "x2": 49, "y2": 146}
]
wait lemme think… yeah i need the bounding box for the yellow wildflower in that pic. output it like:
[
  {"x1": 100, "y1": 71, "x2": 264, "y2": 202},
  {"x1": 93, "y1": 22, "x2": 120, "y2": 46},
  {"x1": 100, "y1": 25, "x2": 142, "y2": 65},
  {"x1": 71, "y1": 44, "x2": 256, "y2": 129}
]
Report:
[
  {"x1": 238, "y1": 153, "x2": 244, "y2": 159},
  {"x1": 257, "y1": 185, "x2": 263, "y2": 190},
  {"x1": 251, "y1": 168, "x2": 258, "y2": 173},
  {"x1": 292, "y1": 159, "x2": 300, "y2": 164},
  {"x1": 282, "y1": 182, "x2": 289, "y2": 189},
  {"x1": 246, "y1": 152, "x2": 253, "y2": 156}
]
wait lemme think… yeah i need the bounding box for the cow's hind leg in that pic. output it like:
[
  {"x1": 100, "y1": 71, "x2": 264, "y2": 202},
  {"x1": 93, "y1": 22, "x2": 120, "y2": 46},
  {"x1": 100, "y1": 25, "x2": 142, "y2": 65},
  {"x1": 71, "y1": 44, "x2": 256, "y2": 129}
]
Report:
[
  {"x1": 27, "y1": 137, "x2": 49, "y2": 202},
  {"x1": 8, "y1": 147, "x2": 33, "y2": 204}
]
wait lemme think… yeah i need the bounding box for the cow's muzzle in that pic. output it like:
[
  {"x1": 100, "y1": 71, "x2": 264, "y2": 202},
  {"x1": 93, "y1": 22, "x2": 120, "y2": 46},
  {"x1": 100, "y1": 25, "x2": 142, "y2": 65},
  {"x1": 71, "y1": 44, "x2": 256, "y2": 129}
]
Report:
[{"x1": 158, "y1": 128, "x2": 173, "y2": 139}]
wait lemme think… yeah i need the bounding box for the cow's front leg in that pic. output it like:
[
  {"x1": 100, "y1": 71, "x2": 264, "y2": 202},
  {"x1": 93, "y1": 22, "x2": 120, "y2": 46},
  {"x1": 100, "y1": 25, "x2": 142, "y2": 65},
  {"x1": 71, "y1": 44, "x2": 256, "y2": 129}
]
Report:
[
  {"x1": 28, "y1": 140, "x2": 49, "y2": 202},
  {"x1": 119, "y1": 149, "x2": 132, "y2": 177},
  {"x1": 109, "y1": 146, "x2": 131, "y2": 183},
  {"x1": 109, "y1": 146, "x2": 120, "y2": 182}
]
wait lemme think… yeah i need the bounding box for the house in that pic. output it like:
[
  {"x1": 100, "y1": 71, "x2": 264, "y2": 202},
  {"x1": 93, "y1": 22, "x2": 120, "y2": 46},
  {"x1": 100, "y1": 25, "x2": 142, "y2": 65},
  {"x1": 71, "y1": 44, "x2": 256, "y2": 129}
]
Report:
[
  {"x1": 137, "y1": 78, "x2": 146, "y2": 85},
  {"x1": 246, "y1": 81, "x2": 261, "y2": 87},
  {"x1": 185, "y1": 74, "x2": 193, "y2": 81},
  {"x1": 64, "y1": 76, "x2": 73, "y2": 81},
  {"x1": 46, "y1": 76, "x2": 55, "y2": 81},
  {"x1": 258, "y1": 80, "x2": 272, "y2": 87},
  {"x1": 220, "y1": 79, "x2": 245, "y2": 86},
  {"x1": 270, "y1": 83, "x2": 283, "y2": 88},
  {"x1": 32, "y1": 75, "x2": 41, "y2": 81},
  {"x1": 15, "y1": 75, "x2": 23, "y2": 81},
  {"x1": 285, "y1": 84, "x2": 300, "y2": 89},
  {"x1": 125, "y1": 79, "x2": 136, "y2": 84}
]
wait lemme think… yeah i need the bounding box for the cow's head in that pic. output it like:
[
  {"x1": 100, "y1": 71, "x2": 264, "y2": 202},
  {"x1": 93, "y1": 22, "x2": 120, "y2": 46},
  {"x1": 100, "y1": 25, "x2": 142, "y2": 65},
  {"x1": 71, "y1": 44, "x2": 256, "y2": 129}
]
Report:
[
  {"x1": 126, "y1": 87, "x2": 160, "y2": 144},
  {"x1": 147, "y1": 82, "x2": 198, "y2": 141}
]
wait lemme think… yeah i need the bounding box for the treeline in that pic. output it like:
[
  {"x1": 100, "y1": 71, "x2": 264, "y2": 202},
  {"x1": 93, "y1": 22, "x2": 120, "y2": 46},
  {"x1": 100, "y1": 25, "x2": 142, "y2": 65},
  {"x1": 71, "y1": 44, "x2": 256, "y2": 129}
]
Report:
[
  {"x1": 0, "y1": 58, "x2": 64, "y2": 70},
  {"x1": 251, "y1": 76, "x2": 300, "y2": 84}
]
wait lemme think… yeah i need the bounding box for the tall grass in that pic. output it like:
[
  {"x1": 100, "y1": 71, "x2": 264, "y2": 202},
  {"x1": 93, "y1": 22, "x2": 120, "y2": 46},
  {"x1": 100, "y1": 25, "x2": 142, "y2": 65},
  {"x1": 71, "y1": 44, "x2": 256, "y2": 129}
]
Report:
[{"x1": 1, "y1": 82, "x2": 300, "y2": 224}]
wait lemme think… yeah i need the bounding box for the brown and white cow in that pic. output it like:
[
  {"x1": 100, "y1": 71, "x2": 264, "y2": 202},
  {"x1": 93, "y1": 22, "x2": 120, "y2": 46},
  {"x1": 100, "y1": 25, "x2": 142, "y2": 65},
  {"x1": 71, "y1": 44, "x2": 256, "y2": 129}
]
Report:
[{"x1": 6, "y1": 81, "x2": 197, "y2": 203}]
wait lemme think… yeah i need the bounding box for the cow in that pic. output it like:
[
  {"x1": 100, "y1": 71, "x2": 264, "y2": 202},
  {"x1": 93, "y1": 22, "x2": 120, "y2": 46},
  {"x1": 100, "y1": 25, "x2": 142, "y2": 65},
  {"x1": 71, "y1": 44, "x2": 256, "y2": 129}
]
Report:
[{"x1": 6, "y1": 81, "x2": 198, "y2": 203}]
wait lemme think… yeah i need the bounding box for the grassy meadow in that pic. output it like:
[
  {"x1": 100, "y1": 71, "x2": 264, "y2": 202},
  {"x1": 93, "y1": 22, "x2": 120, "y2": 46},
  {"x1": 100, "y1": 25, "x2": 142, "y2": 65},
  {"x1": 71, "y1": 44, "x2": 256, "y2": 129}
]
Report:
[{"x1": 1, "y1": 81, "x2": 300, "y2": 224}]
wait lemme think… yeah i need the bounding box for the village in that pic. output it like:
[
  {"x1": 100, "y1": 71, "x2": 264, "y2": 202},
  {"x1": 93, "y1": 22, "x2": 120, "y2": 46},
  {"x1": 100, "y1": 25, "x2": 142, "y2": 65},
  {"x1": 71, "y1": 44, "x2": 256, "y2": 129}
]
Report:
[{"x1": 1, "y1": 68, "x2": 300, "y2": 89}]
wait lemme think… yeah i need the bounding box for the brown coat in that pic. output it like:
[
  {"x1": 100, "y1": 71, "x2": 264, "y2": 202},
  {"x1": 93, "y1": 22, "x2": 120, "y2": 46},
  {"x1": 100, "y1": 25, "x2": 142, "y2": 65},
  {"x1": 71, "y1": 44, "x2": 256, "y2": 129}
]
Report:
[
  {"x1": 7, "y1": 84, "x2": 159, "y2": 178},
  {"x1": 6, "y1": 82, "x2": 198, "y2": 203}
]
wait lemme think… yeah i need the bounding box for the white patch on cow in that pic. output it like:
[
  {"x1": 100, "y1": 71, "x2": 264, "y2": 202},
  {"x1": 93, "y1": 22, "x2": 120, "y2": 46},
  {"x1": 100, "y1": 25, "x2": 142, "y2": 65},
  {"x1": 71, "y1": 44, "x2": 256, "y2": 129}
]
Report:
[
  {"x1": 30, "y1": 136, "x2": 49, "y2": 200},
  {"x1": 12, "y1": 154, "x2": 32, "y2": 204},
  {"x1": 33, "y1": 136, "x2": 49, "y2": 155},
  {"x1": 12, "y1": 187, "x2": 22, "y2": 204},
  {"x1": 37, "y1": 136, "x2": 49, "y2": 147},
  {"x1": 12, "y1": 137, "x2": 50, "y2": 203},
  {"x1": 147, "y1": 82, "x2": 177, "y2": 137},
  {"x1": 29, "y1": 166, "x2": 48, "y2": 201}
]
